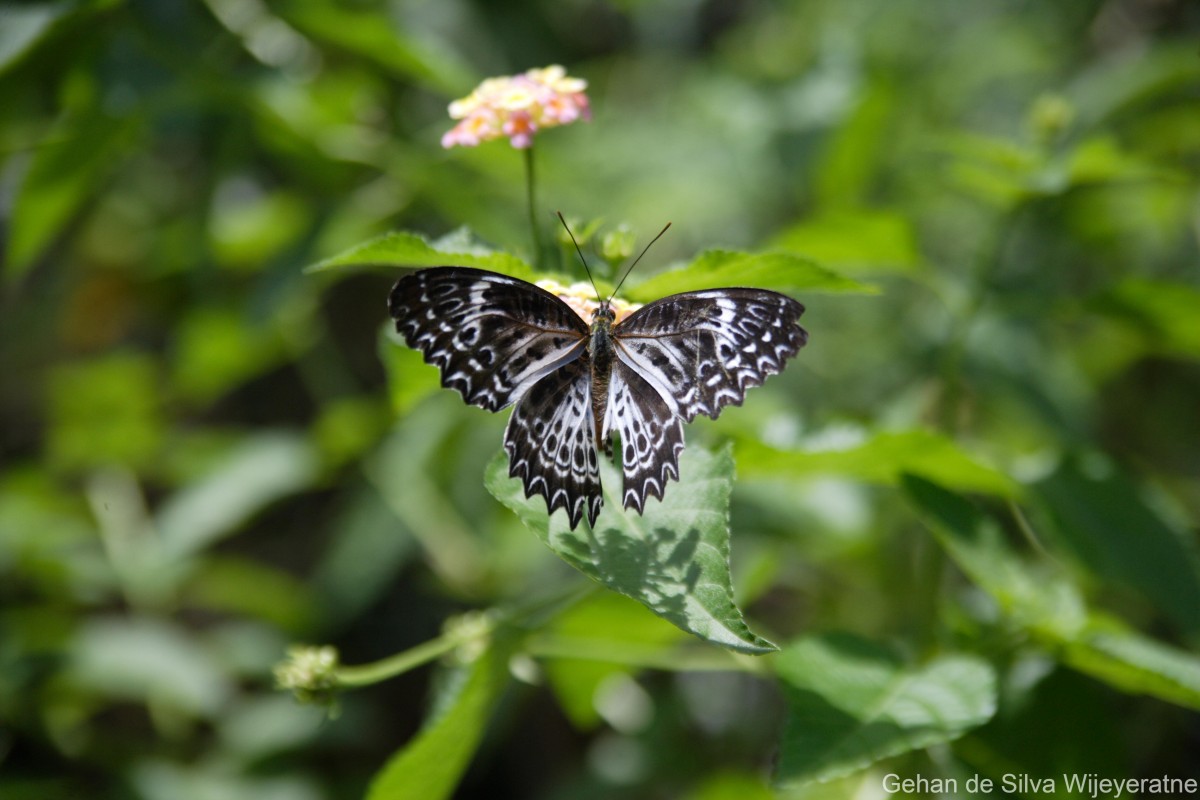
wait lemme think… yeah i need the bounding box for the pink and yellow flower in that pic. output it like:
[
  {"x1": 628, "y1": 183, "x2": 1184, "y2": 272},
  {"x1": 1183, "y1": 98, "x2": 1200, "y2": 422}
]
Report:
[
  {"x1": 442, "y1": 65, "x2": 591, "y2": 150},
  {"x1": 535, "y1": 278, "x2": 640, "y2": 324}
]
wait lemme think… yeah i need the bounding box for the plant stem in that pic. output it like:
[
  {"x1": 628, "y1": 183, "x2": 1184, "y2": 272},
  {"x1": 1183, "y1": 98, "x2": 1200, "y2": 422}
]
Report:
[
  {"x1": 1008, "y1": 499, "x2": 1048, "y2": 556},
  {"x1": 524, "y1": 145, "x2": 543, "y2": 269},
  {"x1": 526, "y1": 635, "x2": 770, "y2": 674},
  {"x1": 335, "y1": 618, "x2": 492, "y2": 687},
  {"x1": 332, "y1": 581, "x2": 596, "y2": 689}
]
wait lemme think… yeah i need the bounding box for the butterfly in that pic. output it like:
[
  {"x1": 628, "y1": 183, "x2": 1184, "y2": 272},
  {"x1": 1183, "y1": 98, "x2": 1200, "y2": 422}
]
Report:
[{"x1": 388, "y1": 231, "x2": 808, "y2": 530}]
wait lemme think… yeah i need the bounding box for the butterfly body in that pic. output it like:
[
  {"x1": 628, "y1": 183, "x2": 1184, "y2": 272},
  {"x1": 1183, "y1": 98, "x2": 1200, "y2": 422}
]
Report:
[
  {"x1": 390, "y1": 267, "x2": 807, "y2": 529},
  {"x1": 587, "y1": 302, "x2": 618, "y2": 457}
]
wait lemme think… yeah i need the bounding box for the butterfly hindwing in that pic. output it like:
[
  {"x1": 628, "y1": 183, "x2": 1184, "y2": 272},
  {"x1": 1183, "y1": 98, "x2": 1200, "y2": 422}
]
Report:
[
  {"x1": 389, "y1": 267, "x2": 588, "y2": 411},
  {"x1": 504, "y1": 357, "x2": 602, "y2": 529},
  {"x1": 604, "y1": 358, "x2": 686, "y2": 514},
  {"x1": 613, "y1": 289, "x2": 808, "y2": 423}
]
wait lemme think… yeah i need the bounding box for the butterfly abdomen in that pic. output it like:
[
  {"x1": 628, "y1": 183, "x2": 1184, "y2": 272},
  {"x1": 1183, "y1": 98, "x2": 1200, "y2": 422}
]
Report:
[{"x1": 588, "y1": 310, "x2": 617, "y2": 457}]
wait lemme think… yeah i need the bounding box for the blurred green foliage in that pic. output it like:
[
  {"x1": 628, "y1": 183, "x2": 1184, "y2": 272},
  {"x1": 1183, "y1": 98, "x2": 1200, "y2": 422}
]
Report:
[{"x1": 2, "y1": 1, "x2": 1199, "y2": 798}]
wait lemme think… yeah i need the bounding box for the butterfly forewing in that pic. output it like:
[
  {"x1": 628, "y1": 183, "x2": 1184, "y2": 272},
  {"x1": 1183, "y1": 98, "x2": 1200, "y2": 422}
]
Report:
[
  {"x1": 503, "y1": 357, "x2": 602, "y2": 529},
  {"x1": 389, "y1": 267, "x2": 588, "y2": 411},
  {"x1": 612, "y1": 289, "x2": 808, "y2": 423}
]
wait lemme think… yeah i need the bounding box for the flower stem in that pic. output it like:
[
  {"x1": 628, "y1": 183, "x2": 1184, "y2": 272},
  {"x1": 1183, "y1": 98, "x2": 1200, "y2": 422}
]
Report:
[
  {"x1": 331, "y1": 581, "x2": 595, "y2": 689},
  {"x1": 524, "y1": 145, "x2": 543, "y2": 269},
  {"x1": 335, "y1": 616, "x2": 492, "y2": 687}
]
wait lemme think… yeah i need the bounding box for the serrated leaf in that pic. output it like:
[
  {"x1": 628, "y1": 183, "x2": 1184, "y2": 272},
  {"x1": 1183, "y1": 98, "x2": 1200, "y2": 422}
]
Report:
[
  {"x1": 486, "y1": 444, "x2": 776, "y2": 655},
  {"x1": 738, "y1": 430, "x2": 1018, "y2": 498},
  {"x1": 307, "y1": 229, "x2": 534, "y2": 279},
  {"x1": 775, "y1": 633, "x2": 996, "y2": 787},
  {"x1": 624, "y1": 249, "x2": 874, "y2": 302},
  {"x1": 904, "y1": 475, "x2": 1200, "y2": 711},
  {"x1": 365, "y1": 633, "x2": 517, "y2": 800}
]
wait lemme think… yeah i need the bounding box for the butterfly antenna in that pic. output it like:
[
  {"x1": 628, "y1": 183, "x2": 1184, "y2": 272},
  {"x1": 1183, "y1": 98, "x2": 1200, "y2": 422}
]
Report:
[
  {"x1": 556, "y1": 211, "x2": 601, "y2": 302},
  {"x1": 609, "y1": 222, "x2": 671, "y2": 302}
]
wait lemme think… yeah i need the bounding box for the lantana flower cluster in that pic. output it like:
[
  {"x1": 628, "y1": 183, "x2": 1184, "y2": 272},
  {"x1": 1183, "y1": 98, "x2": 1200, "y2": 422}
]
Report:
[
  {"x1": 442, "y1": 65, "x2": 590, "y2": 150},
  {"x1": 535, "y1": 278, "x2": 640, "y2": 324}
]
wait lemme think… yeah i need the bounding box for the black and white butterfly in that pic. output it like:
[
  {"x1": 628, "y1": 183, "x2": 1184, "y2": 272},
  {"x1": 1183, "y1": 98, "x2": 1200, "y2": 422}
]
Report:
[{"x1": 389, "y1": 248, "x2": 807, "y2": 529}]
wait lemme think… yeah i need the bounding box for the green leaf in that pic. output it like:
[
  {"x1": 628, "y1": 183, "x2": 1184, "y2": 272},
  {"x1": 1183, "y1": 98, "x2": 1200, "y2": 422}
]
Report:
[
  {"x1": 902, "y1": 475, "x2": 1079, "y2": 631},
  {"x1": 904, "y1": 476, "x2": 1200, "y2": 711},
  {"x1": 0, "y1": 0, "x2": 119, "y2": 76},
  {"x1": 1058, "y1": 616, "x2": 1200, "y2": 711},
  {"x1": 365, "y1": 633, "x2": 517, "y2": 800},
  {"x1": 66, "y1": 617, "x2": 232, "y2": 717},
  {"x1": 937, "y1": 131, "x2": 1042, "y2": 208},
  {"x1": 183, "y1": 556, "x2": 316, "y2": 633},
  {"x1": 1037, "y1": 459, "x2": 1200, "y2": 637},
  {"x1": 6, "y1": 108, "x2": 141, "y2": 280},
  {"x1": 279, "y1": 5, "x2": 473, "y2": 96},
  {"x1": 1088, "y1": 278, "x2": 1200, "y2": 360},
  {"x1": 738, "y1": 430, "x2": 1018, "y2": 498},
  {"x1": 770, "y1": 209, "x2": 922, "y2": 275},
  {"x1": 208, "y1": 187, "x2": 312, "y2": 270},
  {"x1": 364, "y1": 400, "x2": 489, "y2": 591},
  {"x1": 774, "y1": 633, "x2": 997, "y2": 787},
  {"x1": 310, "y1": 483, "x2": 418, "y2": 628},
  {"x1": 156, "y1": 432, "x2": 320, "y2": 559},
  {"x1": 486, "y1": 444, "x2": 777, "y2": 654},
  {"x1": 624, "y1": 249, "x2": 875, "y2": 302},
  {"x1": 307, "y1": 229, "x2": 534, "y2": 279},
  {"x1": 968, "y1": 666, "x2": 1127, "y2": 779},
  {"x1": 0, "y1": 2, "x2": 73, "y2": 74},
  {"x1": 47, "y1": 352, "x2": 165, "y2": 473},
  {"x1": 1069, "y1": 42, "x2": 1200, "y2": 129},
  {"x1": 312, "y1": 395, "x2": 391, "y2": 468},
  {"x1": 813, "y1": 81, "x2": 896, "y2": 209},
  {"x1": 539, "y1": 592, "x2": 688, "y2": 729},
  {"x1": 1064, "y1": 135, "x2": 1177, "y2": 187},
  {"x1": 217, "y1": 694, "x2": 326, "y2": 762},
  {"x1": 691, "y1": 771, "x2": 777, "y2": 800},
  {"x1": 169, "y1": 307, "x2": 285, "y2": 405}
]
